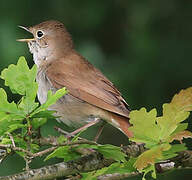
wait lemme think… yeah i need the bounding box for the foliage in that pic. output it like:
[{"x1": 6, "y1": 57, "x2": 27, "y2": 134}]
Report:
[
  {"x1": 0, "y1": 57, "x2": 191, "y2": 180},
  {"x1": 81, "y1": 158, "x2": 137, "y2": 180},
  {"x1": 129, "y1": 88, "x2": 192, "y2": 179},
  {"x1": 0, "y1": 57, "x2": 67, "y2": 155}
]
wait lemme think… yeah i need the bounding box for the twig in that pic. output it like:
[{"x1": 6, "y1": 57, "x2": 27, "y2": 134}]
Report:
[
  {"x1": 32, "y1": 147, "x2": 57, "y2": 158},
  {"x1": 39, "y1": 137, "x2": 98, "y2": 147},
  {"x1": 23, "y1": 156, "x2": 31, "y2": 171},
  {"x1": 0, "y1": 139, "x2": 98, "y2": 159},
  {"x1": 0, "y1": 144, "x2": 33, "y2": 157},
  {"x1": 0, "y1": 149, "x2": 7, "y2": 164},
  {"x1": 8, "y1": 133, "x2": 15, "y2": 147}
]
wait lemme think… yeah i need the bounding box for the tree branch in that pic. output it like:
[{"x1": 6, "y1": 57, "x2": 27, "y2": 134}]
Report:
[
  {"x1": 0, "y1": 144, "x2": 191, "y2": 180},
  {"x1": 98, "y1": 172, "x2": 141, "y2": 180},
  {"x1": 0, "y1": 152, "x2": 113, "y2": 180}
]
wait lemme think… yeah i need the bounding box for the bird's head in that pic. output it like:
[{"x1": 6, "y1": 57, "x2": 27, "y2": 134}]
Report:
[{"x1": 17, "y1": 20, "x2": 74, "y2": 66}]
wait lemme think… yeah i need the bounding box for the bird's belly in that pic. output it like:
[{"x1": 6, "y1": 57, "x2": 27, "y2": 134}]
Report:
[
  {"x1": 36, "y1": 71, "x2": 107, "y2": 127},
  {"x1": 51, "y1": 94, "x2": 102, "y2": 127}
]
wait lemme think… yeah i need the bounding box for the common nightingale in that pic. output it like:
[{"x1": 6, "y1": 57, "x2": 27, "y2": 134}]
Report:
[{"x1": 17, "y1": 20, "x2": 133, "y2": 139}]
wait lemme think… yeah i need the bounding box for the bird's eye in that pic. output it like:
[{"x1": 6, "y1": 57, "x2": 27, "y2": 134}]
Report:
[{"x1": 36, "y1": 30, "x2": 44, "y2": 38}]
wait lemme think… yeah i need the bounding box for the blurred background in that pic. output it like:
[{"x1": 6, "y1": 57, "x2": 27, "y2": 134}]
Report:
[{"x1": 0, "y1": 0, "x2": 192, "y2": 179}]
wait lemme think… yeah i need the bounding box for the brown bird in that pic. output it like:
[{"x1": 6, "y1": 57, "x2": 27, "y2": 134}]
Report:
[{"x1": 17, "y1": 20, "x2": 133, "y2": 140}]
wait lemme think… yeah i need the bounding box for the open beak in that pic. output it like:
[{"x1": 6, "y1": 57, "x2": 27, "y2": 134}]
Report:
[
  {"x1": 17, "y1": 38, "x2": 35, "y2": 42},
  {"x1": 17, "y1": 25, "x2": 35, "y2": 42}
]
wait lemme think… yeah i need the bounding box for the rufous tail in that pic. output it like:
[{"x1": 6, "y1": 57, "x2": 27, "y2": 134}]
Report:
[{"x1": 111, "y1": 113, "x2": 133, "y2": 138}]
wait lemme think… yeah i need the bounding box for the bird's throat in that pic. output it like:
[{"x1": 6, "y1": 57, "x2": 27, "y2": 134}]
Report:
[{"x1": 28, "y1": 41, "x2": 48, "y2": 67}]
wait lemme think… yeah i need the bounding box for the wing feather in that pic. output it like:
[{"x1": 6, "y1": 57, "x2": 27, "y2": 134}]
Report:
[{"x1": 45, "y1": 53, "x2": 130, "y2": 118}]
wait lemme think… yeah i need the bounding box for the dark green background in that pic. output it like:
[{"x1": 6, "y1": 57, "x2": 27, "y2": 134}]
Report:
[{"x1": 0, "y1": 0, "x2": 192, "y2": 179}]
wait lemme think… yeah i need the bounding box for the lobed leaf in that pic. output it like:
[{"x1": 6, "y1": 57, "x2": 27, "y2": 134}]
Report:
[
  {"x1": 31, "y1": 88, "x2": 67, "y2": 117},
  {"x1": 1, "y1": 56, "x2": 38, "y2": 99},
  {"x1": 134, "y1": 144, "x2": 171, "y2": 170},
  {"x1": 129, "y1": 108, "x2": 161, "y2": 147},
  {"x1": 0, "y1": 89, "x2": 25, "y2": 136},
  {"x1": 1, "y1": 56, "x2": 38, "y2": 114},
  {"x1": 168, "y1": 130, "x2": 192, "y2": 142},
  {"x1": 0, "y1": 88, "x2": 24, "y2": 118},
  {"x1": 157, "y1": 103, "x2": 190, "y2": 141},
  {"x1": 171, "y1": 87, "x2": 192, "y2": 111}
]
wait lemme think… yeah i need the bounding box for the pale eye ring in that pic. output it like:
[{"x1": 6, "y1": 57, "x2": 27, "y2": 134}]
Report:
[{"x1": 36, "y1": 30, "x2": 44, "y2": 39}]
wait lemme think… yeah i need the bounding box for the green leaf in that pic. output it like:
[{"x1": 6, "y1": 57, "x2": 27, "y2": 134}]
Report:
[
  {"x1": 127, "y1": 87, "x2": 192, "y2": 179},
  {"x1": 44, "y1": 146, "x2": 80, "y2": 161},
  {"x1": 7, "y1": 124, "x2": 26, "y2": 133},
  {"x1": 162, "y1": 144, "x2": 187, "y2": 159},
  {"x1": 1, "y1": 56, "x2": 37, "y2": 98},
  {"x1": 141, "y1": 165, "x2": 156, "y2": 180},
  {"x1": 129, "y1": 105, "x2": 190, "y2": 148},
  {"x1": 81, "y1": 163, "x2": 117, "y2": 180},
  {"x1": 30, "y1": 144, "x2": 39, "y2": 153},
  {"x1": 71, "y1": 130, "x2": 85, "y2": 142},
  {"x1": 76, "y1": 144, "x2": 126, "y2": 162},
  {"x1": 31, "y1": 118, "x2": 47, "y2": 129},
  {"x1": 1, "y1": 56, "x2": 38, "y2": 114},
  {"x1": 157, "y1": 103, "x2": 190, "y2": 141},
  {"x1": 57, "y1": 135, "x2": 67, "y2": 144},
  {"x1": 96, "y1": 144, "x2": 126, "y2": 162},
  {"x1": 31, "y1": 110, "x2": 56, "y2": 119},
  {"x1": 19, "y1": 97, "x2": 39, "y2": 115},
  {"x1": 31, "y1": 88, "x2": 67, "y2": 116},
  {"x1": 21, "y1": 126, "x2": 28, "y2": 137},
  {"x1": 0, "y1": 88, "x2": 24, "y2": 118},
  {"x1": 0, "y1": 89, "x2": 25, "y2": 136},
  {"x1": 0, "y1": 138, "x2": 11, "y2": 144},
  {"x1": 81, "y1": 159, "x2": 136, "y2": 180},
  {"x1": 171, "y1": 123, "x2": 188, "y2": 135},
  {"x1": 81, "y1": 163, "x2": 120, "y2": 180},
  {"x1": 74, "y1": 144, "x2": 98, "y2": 150},
  {"x1": 129, "y1": 108, "x2": 160, "y2": 147},
  {"x1": 106, "y1": 158, "x2": 136, "y2": 174},
  {"x1": 81, "y1": 172, "x2": 97, "y2": 180},
  {"x1": 10, "y1": 137, "x2": 28, "y2": 157}
]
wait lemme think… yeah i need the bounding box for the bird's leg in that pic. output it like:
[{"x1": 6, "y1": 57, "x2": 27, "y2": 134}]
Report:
[
  {"x1": 55, "y1": 118, "x2": 104, "y2": 141},
  {"x1": 94, "y1": 121, "x2": 106, "y2": 142},
  {"x1": 70, "y1": 118, "x2": 101, "y2": 136}
]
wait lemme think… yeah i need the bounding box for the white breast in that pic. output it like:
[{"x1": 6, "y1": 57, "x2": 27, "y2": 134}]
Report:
[
  {"x1": 36, "y1": 70, "x2": 52, "y2": 104},
  {"x1": 28, "y1": 41, "x2": 48, "y2": 67}
]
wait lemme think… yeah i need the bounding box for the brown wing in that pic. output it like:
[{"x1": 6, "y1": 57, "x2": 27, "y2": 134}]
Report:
[{"x1": 45, "y1": 52, "x2": 130, "y2": 118}]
